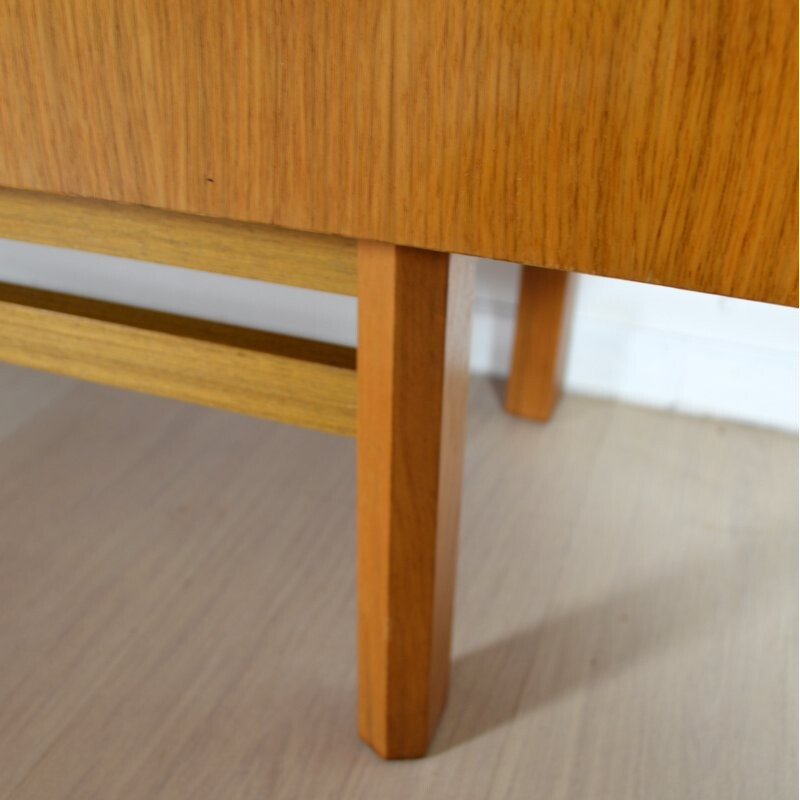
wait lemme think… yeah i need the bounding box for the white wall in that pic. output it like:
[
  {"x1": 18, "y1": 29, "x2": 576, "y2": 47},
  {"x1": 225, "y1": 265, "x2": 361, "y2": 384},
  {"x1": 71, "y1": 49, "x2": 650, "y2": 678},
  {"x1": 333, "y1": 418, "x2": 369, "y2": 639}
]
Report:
[
  {"x1": 472, "y1": 260, "x2": 798, "y2": 432},
  {"x1": 0, "y1": 240, "x2": 797, "y2": 431}
]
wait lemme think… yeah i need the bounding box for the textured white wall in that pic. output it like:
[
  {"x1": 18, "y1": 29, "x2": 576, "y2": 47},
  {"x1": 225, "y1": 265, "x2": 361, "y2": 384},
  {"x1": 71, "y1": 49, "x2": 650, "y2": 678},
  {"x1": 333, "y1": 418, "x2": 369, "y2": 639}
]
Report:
[{"x1": 0, "y1": 240, "x2": 797, "y2": 431}]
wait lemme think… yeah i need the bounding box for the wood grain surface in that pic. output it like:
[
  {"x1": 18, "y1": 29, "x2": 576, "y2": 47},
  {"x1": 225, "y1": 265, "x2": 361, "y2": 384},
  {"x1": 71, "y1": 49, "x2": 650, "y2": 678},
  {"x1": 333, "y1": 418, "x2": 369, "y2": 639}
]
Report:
[
  {"x1": 506, "y1": 267, "x2": 572, "y2": 422},
  {"x1": 0, "y1": 187, "x2": 357, "y2": 295},
  {"x1": 0, "y1": 1, "x2": 795, "y2": 304},
  {"x1": 357, "y1": 244, "x2": 474, "y2": 757},
  {"x1": 0, "y1": 366, "x2": 795, "y2": 798},
  {"x1": 0, "y1": 282, "x2": 357, "y2": 435}
]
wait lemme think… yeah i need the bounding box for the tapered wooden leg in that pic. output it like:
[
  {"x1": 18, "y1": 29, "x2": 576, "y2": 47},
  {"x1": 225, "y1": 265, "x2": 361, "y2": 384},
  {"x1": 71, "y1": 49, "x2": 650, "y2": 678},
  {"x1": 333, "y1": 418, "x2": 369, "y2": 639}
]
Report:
[
  {"x1": 505, "y1": 265, "x2": 572, "y2": 421},
  {"x1": 356, "y1": 242, "x2": 474, "y2": 759}
]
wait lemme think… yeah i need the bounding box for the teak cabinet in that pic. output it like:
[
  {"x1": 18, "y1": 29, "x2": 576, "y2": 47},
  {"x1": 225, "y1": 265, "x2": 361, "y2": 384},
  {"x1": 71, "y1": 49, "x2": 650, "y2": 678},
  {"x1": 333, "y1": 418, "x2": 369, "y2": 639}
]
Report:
[{"x1": 0, "y1": 1, "x2": 796, "y2": 758}]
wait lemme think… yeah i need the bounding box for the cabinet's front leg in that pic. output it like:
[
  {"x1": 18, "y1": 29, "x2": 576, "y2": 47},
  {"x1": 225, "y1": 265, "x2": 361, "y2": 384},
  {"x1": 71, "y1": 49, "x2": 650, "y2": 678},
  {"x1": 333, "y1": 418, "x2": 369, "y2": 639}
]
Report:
[{"x1": 356, "y1": 242, "x2": 474, "y2": 759}]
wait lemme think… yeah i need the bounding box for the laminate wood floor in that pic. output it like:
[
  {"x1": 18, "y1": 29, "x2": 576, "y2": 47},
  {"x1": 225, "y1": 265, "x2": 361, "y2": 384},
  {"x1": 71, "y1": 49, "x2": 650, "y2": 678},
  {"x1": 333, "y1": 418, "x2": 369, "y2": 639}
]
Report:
[{"x1": 0, "y1": 363, "x2": 796, "y2": 799}]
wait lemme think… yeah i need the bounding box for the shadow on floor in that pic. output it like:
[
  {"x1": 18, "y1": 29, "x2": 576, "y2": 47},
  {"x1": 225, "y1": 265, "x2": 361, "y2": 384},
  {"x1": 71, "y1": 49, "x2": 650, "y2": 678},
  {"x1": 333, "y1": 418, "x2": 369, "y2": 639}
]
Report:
[
  {"x1": 432, "y1": 542, "x2": 791, "y2": 753},
  {"x1": 487, "y1": 376, "x2": 508, "y2": 409}
]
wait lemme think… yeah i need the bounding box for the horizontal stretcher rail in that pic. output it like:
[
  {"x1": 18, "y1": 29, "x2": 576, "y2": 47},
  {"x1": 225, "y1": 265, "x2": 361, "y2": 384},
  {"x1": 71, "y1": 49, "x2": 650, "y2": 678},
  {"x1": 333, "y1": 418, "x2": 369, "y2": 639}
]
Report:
[{"x1": 0, "y1": 282, "x2": 357, "y2": 436}]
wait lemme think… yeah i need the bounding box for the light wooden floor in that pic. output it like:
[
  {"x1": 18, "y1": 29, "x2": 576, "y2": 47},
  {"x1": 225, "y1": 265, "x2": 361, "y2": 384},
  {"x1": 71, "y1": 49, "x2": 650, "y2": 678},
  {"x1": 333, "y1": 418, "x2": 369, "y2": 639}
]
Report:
[{"x1": 0, "y1": 363, "x2": 796, "y2": 799}]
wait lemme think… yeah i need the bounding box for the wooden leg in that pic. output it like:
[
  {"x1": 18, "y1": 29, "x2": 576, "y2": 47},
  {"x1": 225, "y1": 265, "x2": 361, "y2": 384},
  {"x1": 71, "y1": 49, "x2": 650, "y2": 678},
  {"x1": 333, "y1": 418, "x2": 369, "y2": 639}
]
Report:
[
  {"x1": 356, "y1": 242, "x2": 474, "y2": 758},
  {"x1": 505, "y1": 265, "x2": 572, "y2": 421}
]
